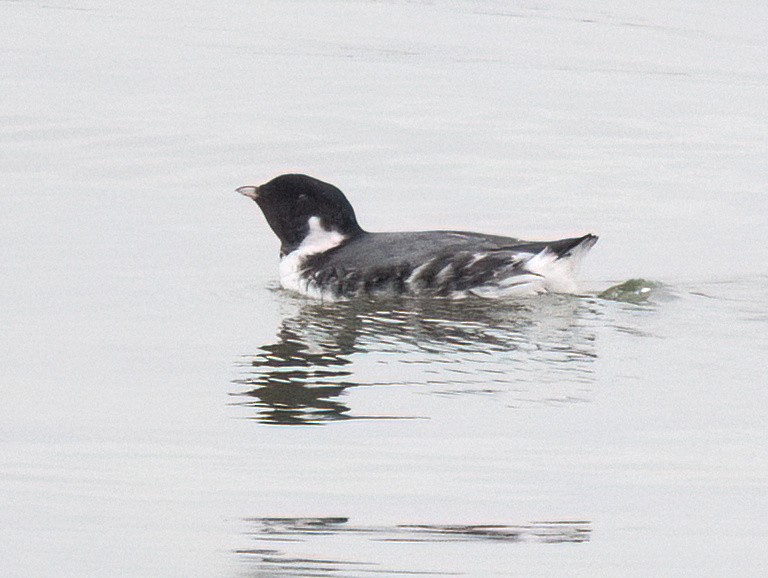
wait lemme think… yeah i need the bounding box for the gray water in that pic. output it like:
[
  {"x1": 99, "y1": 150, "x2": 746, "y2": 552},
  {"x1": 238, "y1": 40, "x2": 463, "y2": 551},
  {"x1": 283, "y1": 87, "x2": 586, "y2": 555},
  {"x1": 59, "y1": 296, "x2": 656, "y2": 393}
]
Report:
[{"x1": 2, "y1": 1, "x2": 767, "y2": 576}]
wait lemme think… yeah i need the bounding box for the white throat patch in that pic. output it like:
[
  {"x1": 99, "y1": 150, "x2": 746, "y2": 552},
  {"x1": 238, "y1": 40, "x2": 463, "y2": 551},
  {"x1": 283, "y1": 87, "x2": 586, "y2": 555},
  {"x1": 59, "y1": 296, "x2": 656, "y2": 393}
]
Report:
[{"x1": 279, "y1": 216, "x2": 346, "y2": 297}]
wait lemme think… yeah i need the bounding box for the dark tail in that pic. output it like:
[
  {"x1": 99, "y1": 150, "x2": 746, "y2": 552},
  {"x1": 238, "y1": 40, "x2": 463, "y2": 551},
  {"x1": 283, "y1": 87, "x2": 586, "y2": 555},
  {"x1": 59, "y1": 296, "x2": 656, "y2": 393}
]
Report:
[
  {"x1": 549, "y1": 234, "x2": 598, "y2": 259},
  {"x1": 496, "y1": 234, "x2": 598, "y2": 259}
]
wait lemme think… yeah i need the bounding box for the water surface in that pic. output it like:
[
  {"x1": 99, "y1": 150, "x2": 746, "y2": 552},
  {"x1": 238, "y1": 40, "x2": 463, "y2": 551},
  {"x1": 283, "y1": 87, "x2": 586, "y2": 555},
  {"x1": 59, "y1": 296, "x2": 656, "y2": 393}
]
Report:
[{"x1": 2, "y1": 1, "x2": 766, "y2": 576}]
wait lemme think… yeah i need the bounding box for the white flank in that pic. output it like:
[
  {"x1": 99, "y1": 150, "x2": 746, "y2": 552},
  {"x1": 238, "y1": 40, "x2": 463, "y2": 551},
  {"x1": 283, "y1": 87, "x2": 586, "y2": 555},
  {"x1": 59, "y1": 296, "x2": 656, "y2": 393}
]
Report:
[
  {"x1": 524, "y1": 249, "x2": 573, "y2": 293},
  {"x1": 469, "y1": 241, "x2": 593, "y2": 298},
  {"x1": 279, "y1": 216, "x2": 346, "y2": 298},
  {"x1": 521, "y1": 244, "x2": 589, "y2": 295}
]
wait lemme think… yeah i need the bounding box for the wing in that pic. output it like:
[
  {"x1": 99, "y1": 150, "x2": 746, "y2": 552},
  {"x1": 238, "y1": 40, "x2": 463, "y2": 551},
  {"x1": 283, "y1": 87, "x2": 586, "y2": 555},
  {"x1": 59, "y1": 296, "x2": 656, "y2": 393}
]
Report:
[{"x1": 301, "y1": 231, "x2": 596, "y2": 298}]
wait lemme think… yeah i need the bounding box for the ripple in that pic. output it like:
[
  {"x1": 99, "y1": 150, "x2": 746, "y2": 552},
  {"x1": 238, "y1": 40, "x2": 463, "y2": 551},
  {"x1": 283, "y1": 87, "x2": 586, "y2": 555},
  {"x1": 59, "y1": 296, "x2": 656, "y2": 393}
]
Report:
[{"x1": 238, "y1": 517, "x2": 591, "y2": 576}]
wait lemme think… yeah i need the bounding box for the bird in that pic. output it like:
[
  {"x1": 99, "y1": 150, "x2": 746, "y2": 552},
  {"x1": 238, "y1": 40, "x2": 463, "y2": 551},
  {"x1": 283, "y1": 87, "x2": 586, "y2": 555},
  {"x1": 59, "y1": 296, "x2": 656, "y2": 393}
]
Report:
[{"x1": 236, "y1": 174, "x2": 597, "y2": 300}]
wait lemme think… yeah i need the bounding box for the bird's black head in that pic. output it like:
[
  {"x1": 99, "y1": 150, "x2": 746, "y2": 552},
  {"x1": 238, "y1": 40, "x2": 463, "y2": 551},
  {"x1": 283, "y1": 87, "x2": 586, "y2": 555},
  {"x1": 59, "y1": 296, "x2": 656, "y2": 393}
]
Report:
[{"x1": 237, "y1": 174, "x2": 365, "y2": 254}]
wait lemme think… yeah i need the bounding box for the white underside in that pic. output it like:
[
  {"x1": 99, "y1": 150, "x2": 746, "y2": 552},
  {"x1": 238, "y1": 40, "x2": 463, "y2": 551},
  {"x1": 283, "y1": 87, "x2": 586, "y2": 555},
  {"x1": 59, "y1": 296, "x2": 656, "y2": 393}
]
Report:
[{"x1": 279, "y1": 216, "x2": 347, "y2": 299}]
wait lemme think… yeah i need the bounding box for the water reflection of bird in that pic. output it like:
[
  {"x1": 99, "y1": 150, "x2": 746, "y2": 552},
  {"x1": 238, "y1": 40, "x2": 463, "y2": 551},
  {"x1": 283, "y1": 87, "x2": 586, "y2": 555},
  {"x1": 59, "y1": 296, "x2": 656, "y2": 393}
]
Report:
[
  {"x1": 238, "y1": 516, "x2": 591, "y2": 574},
  {"x1": 232, "y1": 295, "x2": 599, "y2": 425}
]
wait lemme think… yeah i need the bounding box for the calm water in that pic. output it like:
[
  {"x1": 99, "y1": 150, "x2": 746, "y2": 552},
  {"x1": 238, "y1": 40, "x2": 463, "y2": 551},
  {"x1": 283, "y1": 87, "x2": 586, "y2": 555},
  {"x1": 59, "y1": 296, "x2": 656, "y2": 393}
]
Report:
[{"x1": 2, "y1": 1, "x2": 767, "y2": 576}]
